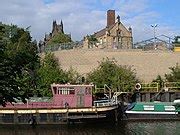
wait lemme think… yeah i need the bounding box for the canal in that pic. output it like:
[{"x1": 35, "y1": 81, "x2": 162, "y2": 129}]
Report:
[{"x1": 0, "y1": 121, "x2": 179, "y2": 135}]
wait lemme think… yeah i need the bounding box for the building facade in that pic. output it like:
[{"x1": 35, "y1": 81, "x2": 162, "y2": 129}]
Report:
[{"x1": 85, "y1": 10, "x2": 133, "y2": 49}]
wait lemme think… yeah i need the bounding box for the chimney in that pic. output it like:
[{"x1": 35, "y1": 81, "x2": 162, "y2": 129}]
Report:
[{"x1": 107, "y1": 10, "x2": 115, "y2": 27}]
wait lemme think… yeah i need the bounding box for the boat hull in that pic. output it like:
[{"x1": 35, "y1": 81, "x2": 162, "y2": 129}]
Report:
[
  {"x1": 0, "y1": 105, "x2": 120, "y2": 125},
  {"x1": 124, "y1": 102, "x2": 180, "y2": 120},
  {"x1": 125, "y1": 111, "x2": 180, "y2": 120}
]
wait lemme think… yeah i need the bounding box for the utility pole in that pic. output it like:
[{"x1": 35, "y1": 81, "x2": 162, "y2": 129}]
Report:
[{"x1": 151, "y1": 24, "x2": 158, "y2": 50}]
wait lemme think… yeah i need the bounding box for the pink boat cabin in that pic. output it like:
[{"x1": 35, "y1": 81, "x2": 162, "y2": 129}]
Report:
[
  {"x1": 51, "y1": 84, "x2": 93, "y2": 108},
  {"x1": 0, "y1": 84, "x2": 93, "y2": 109}
]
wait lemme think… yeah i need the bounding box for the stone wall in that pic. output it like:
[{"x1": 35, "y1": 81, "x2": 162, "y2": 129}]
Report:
[{"x1": 53, "y1": 49, "x2": 180, "y2": 82}]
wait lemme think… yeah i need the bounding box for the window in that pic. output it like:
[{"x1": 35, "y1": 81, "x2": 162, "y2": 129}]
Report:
[
  {"x1": 113, "y1": 37, "x2": 116, "y2": 42},
  {"x1": 69, "y1": 90, "x2": 75, "y2": 94},
  {"x1": 103, "y1": 37, "x2": 106, "y2": 42},
  {"x1": 53, "y1": 87, "x2": 57, "y2": 94},
  {"x1": 58, "y1": 87, "x2": 75, "y2": 95},
  {"x1": 85, "y1": 87, "x2": 91, "y2": 95},
  {"x1": 100, "y1": 38, "x2": 102, "y2": 44}
]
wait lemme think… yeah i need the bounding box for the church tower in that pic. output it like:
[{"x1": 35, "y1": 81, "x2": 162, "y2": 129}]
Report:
[
  {"x1": 51, "y1": 20, "x2": 65, "y2": 37},
  {"x1": 60, "y1": 20, "x2": 64, "y2": 33}
]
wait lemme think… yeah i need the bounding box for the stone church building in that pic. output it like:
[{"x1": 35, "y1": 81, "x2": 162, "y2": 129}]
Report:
[
  {"x1": 84, "y1": 10, "x2": 133, "y2": 49},
  {"x1": 39, "y1": 20, "x2": 71, "y2": 52},
  {"x1": 44, "y1": 20, "x2": 64, "y2": 44}
]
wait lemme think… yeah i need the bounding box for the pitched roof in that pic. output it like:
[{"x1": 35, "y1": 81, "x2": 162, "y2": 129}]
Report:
[
  {"x1": 94, "y1": 28, "x2": 106, "y2": 38},
  {"x1": 94, "y1": 23, "x2": 117, "y2": 38}
]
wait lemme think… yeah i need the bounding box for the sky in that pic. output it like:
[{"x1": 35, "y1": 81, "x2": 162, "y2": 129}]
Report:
[{"x1": 0, "y1": 0, "x2": 179, "y2": 42}]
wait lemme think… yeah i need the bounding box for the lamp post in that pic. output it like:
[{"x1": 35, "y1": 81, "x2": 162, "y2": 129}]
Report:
[{"x1": 151, "y1": 24, "x2": 158, "y2": 50}]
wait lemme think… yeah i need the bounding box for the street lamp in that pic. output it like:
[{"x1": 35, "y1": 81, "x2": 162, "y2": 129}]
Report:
[{"x1": 151, "y1": 24, "x2": 158, "y2": 50}]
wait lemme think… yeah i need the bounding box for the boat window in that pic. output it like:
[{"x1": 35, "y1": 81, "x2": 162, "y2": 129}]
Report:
[
  {"x1": 53, "y1": 87, "x2": 57, "y2": 94},
  {"x1": 69, "y1": 90, "x2": 75, "y2": 94},
  {"x1": 85, "y1": 87, "x2": 91, "y2": 95},
  {"x1": 58, "y1": 87, "x2": 75, "y2": 95}
]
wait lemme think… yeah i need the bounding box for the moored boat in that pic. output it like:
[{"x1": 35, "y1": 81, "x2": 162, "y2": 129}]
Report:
[
  {"x1": 125, "y1": 101, "x2": 180, "y2": 120},
  {"x1": 0, "y1": 84, "x2": 121, "y2": 125},
  {"x1": 123, "y1": 84, "x2": 180, "y2": 120}
]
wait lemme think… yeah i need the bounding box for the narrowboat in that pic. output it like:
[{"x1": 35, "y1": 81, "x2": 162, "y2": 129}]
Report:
[
  {"x1": 122, "y1": 86, "x2": 180, "y2": 120},
  {"x1": 0, "y1": 84, "x2": 121, "y2": 125},
  {"x1": 125, "y1": 100, "x2": 180, "y2": 120}
]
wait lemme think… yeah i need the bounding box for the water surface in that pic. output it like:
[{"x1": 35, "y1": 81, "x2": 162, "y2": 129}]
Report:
[{"x1": 0, "y1": 121, "x2": 179, "y2": 135}]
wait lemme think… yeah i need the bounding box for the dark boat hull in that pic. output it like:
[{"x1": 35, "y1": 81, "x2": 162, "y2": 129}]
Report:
[
  {"x1": 0, "y1": 105, "x2": 120, "y2": 125},
  {"x1": 124, "y1": 101, "x2": 180, "y2": 121},
  {"x1": 124, "y1": 111, "x2": 180, "y2": 121}
]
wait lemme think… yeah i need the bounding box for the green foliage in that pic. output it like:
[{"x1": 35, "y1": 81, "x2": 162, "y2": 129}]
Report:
[
  {"x1": 47, "y1": 33, "x2": 71, "y2": 45},
  {"x1": 173, "y1": 36, "x2": 180, "y2": 47},
  {"x1": 86, "y1": 58, "x2": 138, "y2": 92},
  {"x1": 8, "y1": 27, "x2": 39, "y2": 96},
  {"x1": 37, "y1": 53, "x2": 69, "y2": 96},
  {"x1": 152, "y1": 75, "x2": 164, "y2": 90},
  {"x1": 0, "y1": 23, "x2": 82, "y2": 104},
  {"x1": 87, "y1": 35, "x2": 98, "y2": 47},
  {"x1": 65, "y1": 67, "x2": 81, "y2": 84},
  {"x1": 87, "y1": 35, "x2": 98, "y2": 42},
  {"x1": 174, "y1": 36, "x2": 180, "y2": 43},
  {"x1": 165, "y1": 63, "x2": 180, "y2": 82},
  {"x1": 0, "y1": 23, "x2": 39, "y2": 106}
]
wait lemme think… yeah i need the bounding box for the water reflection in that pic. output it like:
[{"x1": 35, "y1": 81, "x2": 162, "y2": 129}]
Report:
[{"x1": 0, "y1": 121, "x2": 180, "y2": 135}]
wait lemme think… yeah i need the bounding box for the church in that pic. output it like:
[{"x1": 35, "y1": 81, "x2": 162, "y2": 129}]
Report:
[
  {"x1": 39, "y1": 20, "x2": 71, "y2": 52},
  {"x1": 44, "y1": 20, "x2": 64, "y2": 44}
]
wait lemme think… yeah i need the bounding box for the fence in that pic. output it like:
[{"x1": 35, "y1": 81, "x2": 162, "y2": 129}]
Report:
[
  {"x1": 94, "y1": 82, "x2": 180, "y2": 93},
  {"x1": 164, "y1": 82, "x2": 180, "y2": 91},
  {"x1": 44, "y1": 42, "x2": 83, "y2": 52}
]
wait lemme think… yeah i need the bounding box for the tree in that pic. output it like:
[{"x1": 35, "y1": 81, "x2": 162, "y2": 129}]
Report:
[
  {"x1": 86, "y1": 58, "x2": 138, "y2": 92},
  {"x1": 87, "y1": 35, "x2": 98, "y2": 48},
  {"x1": 8, "y1": 25, "x2": 39, "y2": 96},
  {"x1": 165, "y1": 63, "x2": 180, "y2": 82},
  {"x1": 173, "y1": 36, "x2": 180, "y2": 47},
  {"x1": 47, "y1": 33, "x2": 71, "y2": 45},
  {"x1": 0, "y1": 25, "x2": 25, "y2": 105},
  {"x1": 152, "y1": 75, "x2": 164, "y2": 90},
  {"x1": 0, "y1": 23, "x2": 39, "y2": 106},
  {"x1": 174, "y1": 36, "x2": 180, "y2": 44},
  {"x1": 37, "y1": 53, "x2": 68, "y2": 96},
  {"x1": 65, "y1": 67, "x2": 81, "y2": 84}
]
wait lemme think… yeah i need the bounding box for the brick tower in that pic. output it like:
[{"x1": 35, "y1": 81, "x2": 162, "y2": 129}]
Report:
[{"x1": 107, "y1": 10, "x2": 115, "y2": 27}]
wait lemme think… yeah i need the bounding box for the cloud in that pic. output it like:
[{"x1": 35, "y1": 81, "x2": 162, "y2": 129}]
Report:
[
  {"x1": 123, "y1": 11, "x2": 160, "y2": 41},
  {"x1": 0, "y1": 0, "x2": 178, "y2": 43}
]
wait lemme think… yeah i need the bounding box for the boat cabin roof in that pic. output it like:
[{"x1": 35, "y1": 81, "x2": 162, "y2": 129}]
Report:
[{"x1": 51, "y1": 84, "x2": 94, "y2": 87}]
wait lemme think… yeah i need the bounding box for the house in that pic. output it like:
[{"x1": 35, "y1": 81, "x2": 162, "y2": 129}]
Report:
[{"x1": 85, "y1": 10, "x2": 133, "y2": 49}]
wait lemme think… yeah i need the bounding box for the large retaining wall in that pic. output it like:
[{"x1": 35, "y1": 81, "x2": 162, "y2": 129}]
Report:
[{"x1": 53, "y1": 49, "x2": 180, "y2": 82}]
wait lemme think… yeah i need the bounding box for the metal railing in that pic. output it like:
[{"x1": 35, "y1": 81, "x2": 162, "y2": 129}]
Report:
[
  {"x1": 134, "y1": 35, "x2": 174, "y2": 50},
  {"x1": 164, "y1": 82, "x2": 180, "y2": 90},
  {"x1": 44, "y1": 42, "x2": 83, "y2": 52},
  {"x1": 141, "y1": 82, "x2": 159, "y2": 92},
  {"x1": 94, "y1": 82, "x2": 180, "y2": 93},
  {"x1": 140, "y1": 82, "x2": 180, "y2": 92}
]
